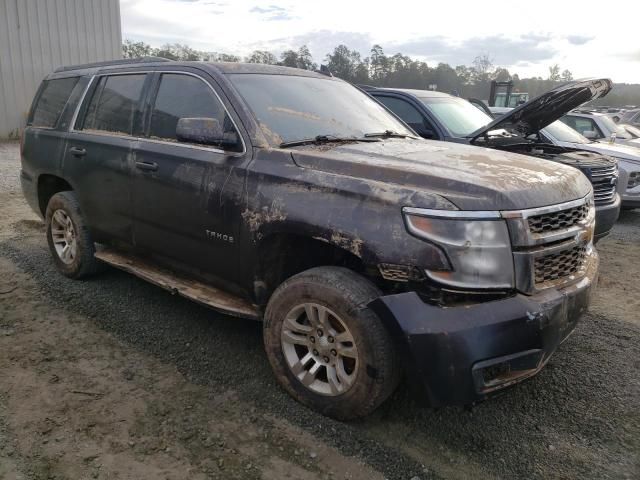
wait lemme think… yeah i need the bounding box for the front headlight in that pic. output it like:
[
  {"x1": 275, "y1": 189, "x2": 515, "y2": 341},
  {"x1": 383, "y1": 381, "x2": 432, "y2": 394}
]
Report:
[{"x1": 402, "y1": 208, "x2": 514, "y2": 290}]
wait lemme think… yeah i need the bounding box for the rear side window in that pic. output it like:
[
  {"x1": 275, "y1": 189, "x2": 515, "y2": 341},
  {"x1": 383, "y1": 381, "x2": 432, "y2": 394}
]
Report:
[
  {"x1": 30, "y1": 77, "x2": 79, "y2": 128},
  {"x1": 564, "y1": 116, "x2": 604, "y2": 138},
  {"x1": 80, "y1": 74, "x2": 146, "y2": 135},
  {"x1": 376, "y1": 96, "x2": 424, "y2": 125},
  {"x1": 148, "y1": 73, "x2": 235, "y2": 144}
]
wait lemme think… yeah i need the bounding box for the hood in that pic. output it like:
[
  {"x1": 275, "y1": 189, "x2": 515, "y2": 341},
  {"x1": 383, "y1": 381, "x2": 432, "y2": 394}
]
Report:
[
  {"x1": 289, "y1": 139, "x2": 591, "y2": 211},
  {"x1": 470, "y1": 78, "x2": 612, "y2": 143},
  {"x1": 568, "y1": 141, "x2": 640, "y2": 165},
  {"x1": 615, "y1": 137, "x2": 640, "y2": 148}
]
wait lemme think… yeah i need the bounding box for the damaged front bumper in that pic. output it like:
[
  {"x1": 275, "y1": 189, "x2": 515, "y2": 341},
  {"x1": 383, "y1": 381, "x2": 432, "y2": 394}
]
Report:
[{"x1": 369, "y1": 252, "x2": 598, "y2": 407}]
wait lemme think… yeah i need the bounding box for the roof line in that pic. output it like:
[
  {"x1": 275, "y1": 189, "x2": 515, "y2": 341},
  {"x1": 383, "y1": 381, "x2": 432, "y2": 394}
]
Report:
[{"x1": 54, "y1": 56, "x2": 172, "y2": 73}]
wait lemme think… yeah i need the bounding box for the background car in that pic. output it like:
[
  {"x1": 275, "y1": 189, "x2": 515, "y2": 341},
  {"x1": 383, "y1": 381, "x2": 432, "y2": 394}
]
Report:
[
  {"x1": 363, "y1": 79, "x2": 626, "y2": 231},
  {"x1": 542, "y1": 121, "x2": 640, "y2": 210},
  {"x1": 480, "y1": 104, "x2": 640, "y2": 212},
  {"x1": 619, "y1": 108, "x2": 640, "y2": 127},
  {"x1": 561, "y1": 110, "x2": 640, "y2": 148}
]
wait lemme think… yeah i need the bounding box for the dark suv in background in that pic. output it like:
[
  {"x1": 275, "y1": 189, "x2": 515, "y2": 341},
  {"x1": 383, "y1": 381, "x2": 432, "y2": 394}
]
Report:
[
  {"x1": 364, "y1": 79, "x2": 621, "y2": 241},
  {"x1": 21, "y1": 58, "x2": 598, "y2": 418}
]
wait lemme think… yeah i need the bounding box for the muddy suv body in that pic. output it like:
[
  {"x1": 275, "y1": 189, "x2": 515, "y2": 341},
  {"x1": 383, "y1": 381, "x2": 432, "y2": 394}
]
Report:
[{"x1": 21, "y1": 59, "x2": 598, "y2": 418}]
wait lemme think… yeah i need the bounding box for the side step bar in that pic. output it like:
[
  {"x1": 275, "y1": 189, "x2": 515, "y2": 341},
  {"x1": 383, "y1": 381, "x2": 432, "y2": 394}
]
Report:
[{"x1": 95, "y1": 247, "x2": 261, "y2": 320}]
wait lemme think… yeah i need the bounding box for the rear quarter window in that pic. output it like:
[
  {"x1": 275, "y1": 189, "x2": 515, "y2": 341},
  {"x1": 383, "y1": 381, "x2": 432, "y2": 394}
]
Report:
[{"x1": 29, "y1": 77, "x2": 79, "y2": 128}]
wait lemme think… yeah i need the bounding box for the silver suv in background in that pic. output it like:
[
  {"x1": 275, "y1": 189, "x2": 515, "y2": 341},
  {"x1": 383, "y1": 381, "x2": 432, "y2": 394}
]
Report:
[
  {"x1": 542, "y1": 121, "x2": 640, "y2": 210},
  {"x1": 561, "y1": 110, "x2": 640, "y2": 148}
]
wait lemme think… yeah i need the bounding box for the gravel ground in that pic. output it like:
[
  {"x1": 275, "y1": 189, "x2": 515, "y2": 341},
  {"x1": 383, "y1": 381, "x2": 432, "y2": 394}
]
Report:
[{"x1": 1, "y1": 141, "x2": 639, "y2": 479}]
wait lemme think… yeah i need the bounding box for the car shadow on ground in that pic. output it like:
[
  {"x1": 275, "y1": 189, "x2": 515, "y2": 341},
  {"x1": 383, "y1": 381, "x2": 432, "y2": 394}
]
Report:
[{"x1": 2, "y1": 233, "x2": 638, "y2": 480}]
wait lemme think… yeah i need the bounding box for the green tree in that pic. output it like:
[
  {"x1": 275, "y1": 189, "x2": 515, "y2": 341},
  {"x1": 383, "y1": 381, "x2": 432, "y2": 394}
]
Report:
[
  {"x1": 279, "y1": 46, "x2": 316, "y2": 70},
  {"x1": 246, "y1": 50, "x2": 278, "y2": 64},
  {"x1": 561, "y1": 69, "x2": 573, "y2": 82},
  {"x1": 325, "y1": 45, "x2": 363, "y2": 82},
  {"x1": 217, "y1": 53, "x2": 241, "y2": 62},
  {"x1": 297, "y1": 45, "x2": 316, "y2": 70},
  {"x1": 122, "y1": 39, "x2": 154, "y2": 58},
  {"x1": 369, "y1": 45, "x2": 388, "y2": 83},
  {"x1": 472, "y1": 53, "x2": 494, "y2": 83},
  {"x1": 493, "y1": 67, "x2": 511, "y2": 82},
  {"x1": 548, "y1": 64, "x2": 561, "y2": 81}
]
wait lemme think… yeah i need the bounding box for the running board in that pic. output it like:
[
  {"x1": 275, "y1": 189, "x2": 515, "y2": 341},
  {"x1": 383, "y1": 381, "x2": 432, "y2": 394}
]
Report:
[{"x1": 95, "y1": 247, "x2": 261, "y2": 320}]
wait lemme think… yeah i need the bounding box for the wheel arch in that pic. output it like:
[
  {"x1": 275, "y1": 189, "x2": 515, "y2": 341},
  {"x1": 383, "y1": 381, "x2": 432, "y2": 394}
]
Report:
[
  {"x1": 253, "y1": 232, "x2": 370, "y2": 305},
  {"x1": 37, "y1": 174, "x2": 73, "y2": 217}
]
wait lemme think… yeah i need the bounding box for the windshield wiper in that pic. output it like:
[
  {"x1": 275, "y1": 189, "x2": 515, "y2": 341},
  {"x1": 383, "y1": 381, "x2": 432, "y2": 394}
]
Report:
[
  {"x1": 363, "y1": 130, "x2": 411, "y2": 139},
  {"x1": 279, "y1": 134, "x2": 379, "y2": 149}
]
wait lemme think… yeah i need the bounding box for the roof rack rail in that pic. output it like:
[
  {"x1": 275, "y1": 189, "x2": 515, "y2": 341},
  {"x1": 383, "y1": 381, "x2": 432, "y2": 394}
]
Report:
[{"x1": 54, "y1": 56, "x2": 173, "y2": 73}]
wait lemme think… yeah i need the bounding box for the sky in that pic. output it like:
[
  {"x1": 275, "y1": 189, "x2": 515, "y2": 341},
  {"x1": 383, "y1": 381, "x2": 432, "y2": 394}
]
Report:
[{"x1": 120, "y1": 0, "x2": 640, "y2": 83}]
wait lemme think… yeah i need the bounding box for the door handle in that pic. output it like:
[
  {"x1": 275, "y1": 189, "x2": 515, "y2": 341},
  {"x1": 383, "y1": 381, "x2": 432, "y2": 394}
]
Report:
[
  {"x1": 135, "y1": 161, "x2": 158, "y2": 172},
  {"x1": 69, "y1": 147, "x2": 86, "y2": 157}
]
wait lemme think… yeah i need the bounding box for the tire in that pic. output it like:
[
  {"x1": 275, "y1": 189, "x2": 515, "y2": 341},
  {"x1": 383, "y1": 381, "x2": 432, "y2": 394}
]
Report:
[
  {"x1": 264, "y1": 266, "x2": 400, "y2": 420},
  {"x1": 45, "y1": 191, "x2": 102, "y2": 279}
]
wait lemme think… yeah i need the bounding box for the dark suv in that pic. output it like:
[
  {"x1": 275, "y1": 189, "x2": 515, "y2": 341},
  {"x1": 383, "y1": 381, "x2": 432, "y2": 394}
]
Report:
[{"x1": 21, "y1": 58, "x2": 598, "y2": 419}]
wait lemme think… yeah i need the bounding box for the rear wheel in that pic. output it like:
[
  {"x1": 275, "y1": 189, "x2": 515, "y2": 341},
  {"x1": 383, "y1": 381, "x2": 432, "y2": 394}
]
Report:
[
  {"x1": 45, "y1": 191, "x2": 102, "y2": 279},
  {"x1": 264, "y1": 267, "x2": 400, "y2": 420}
]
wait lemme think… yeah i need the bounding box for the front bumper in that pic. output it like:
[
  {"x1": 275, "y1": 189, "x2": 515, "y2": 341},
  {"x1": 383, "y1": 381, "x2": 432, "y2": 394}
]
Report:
[
  {"x1": 618, "y1": 168, "x2": 640, "y2": 209},
  {"x1": 369, "y1": 251, "x2": 598, "y2": 407},
  {"x1": 594, "y1": 194, "x2": 621, "y2": 240}
]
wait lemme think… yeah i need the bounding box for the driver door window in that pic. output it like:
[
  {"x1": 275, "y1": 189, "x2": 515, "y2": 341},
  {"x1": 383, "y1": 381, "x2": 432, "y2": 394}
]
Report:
[{"x1": 148, "y1": 73, "x2": 240, "y2": 150}]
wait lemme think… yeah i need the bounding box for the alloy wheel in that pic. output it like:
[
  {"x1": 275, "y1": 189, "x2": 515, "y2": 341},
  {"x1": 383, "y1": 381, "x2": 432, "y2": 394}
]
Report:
[
  {"x1": 50, "y1": 209, "x2": 77, "y2": 265},
  {"x1": 280, "y1": 303, "x2": 358, "y2": 396}
]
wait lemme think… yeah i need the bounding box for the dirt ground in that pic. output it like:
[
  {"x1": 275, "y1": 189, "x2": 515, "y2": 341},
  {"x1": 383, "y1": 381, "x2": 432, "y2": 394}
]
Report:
[{"x1": 1, "y1": 140, "x2": 639, "y2": 479}]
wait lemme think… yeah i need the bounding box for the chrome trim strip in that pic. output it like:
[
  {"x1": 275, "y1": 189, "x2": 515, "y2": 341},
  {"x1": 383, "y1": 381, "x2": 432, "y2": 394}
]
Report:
[
  {"x1": 402, "y1": 207, "x2": 501, "y2": 219},
  {"x1": 68, "y1": 70, "x2": 247, "y2": 156},
  {"x1": 499, "y1": 195, "x2": 591, "y2": 219},
  {"x1": 68, "y1": 76, "x2": 95, "y2": 132},
  {"x1": 403, "y1": 194, "x2": 592, "y2": 221}
]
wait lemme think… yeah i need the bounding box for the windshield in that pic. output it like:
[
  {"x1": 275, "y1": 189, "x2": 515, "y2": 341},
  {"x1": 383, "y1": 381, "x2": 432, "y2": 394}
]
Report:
[
  {"x1": 418, "y1": 97, "x2": 493, "y2": 137},
  {"x1": 600, "y1": 115, "x2": 632, "y2": 139},
  {"x1": 543, "y1": 120, "x2": 591, "y2": 144},
  {"x1": 228, "y1": 74, "x2": 412, "y2": 145}
]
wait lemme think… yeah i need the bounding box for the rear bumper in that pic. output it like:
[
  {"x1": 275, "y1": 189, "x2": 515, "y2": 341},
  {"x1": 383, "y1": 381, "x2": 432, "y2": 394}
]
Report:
[
  {"x1": 594, "y1": 194, "x2": 620, "y2": 240},
  {"x1": 369, "y1": 252, "x2": 598, "y2": 407}
]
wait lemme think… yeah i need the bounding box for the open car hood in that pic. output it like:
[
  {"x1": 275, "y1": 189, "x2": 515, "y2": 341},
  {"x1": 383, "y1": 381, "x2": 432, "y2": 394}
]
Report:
[{"x1": 469, "y1": 78, "x2": 612, "y2": 144}]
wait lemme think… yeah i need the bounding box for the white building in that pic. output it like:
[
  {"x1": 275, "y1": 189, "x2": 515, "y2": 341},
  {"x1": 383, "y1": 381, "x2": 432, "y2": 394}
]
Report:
[{"x1": 0, "y1": 0, "x2": 122, "y2": 138}]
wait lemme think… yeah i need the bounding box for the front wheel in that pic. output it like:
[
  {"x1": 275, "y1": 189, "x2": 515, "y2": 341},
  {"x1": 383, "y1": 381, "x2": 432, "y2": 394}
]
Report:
[{"x1": 263, "y1": 267, "x2": 400, "y2": 420}]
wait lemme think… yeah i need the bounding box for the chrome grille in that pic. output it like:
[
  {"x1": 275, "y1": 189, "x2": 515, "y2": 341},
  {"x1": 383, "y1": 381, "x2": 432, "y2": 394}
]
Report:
[
  {"x1": 505, "y1": 195, "x2": 595, "y2": 294},
  {"x1": 589, "y1": 164, "x2": 617, "y2": 204},
  {"x1": 534, "y1": 245, "x2": 587, "y2": 285},
  {"x1": 527, "y1": 203, "x2": 589, "y2": 234}
]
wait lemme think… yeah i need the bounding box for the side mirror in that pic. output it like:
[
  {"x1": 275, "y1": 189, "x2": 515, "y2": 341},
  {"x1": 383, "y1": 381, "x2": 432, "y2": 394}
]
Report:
[
  {"x1": 410, "y1": 122, "x2": 435, "y2": 139},
  {"x1": 582, "y1": 130, "x2": 598, "y2": 140},
  {"x1": 176, "y1": 117, "x2": 239, "y2": 149},
  {"x1": 419, "y1": 128, "x2": 436, "y2": 139}
]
